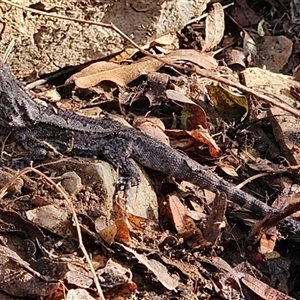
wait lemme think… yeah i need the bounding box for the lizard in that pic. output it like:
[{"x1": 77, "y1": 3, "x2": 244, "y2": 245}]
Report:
[{"x1": 0, "y1": 62, "x2": 300, "y2": 239}]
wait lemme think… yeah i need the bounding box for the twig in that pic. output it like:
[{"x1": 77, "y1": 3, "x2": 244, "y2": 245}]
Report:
[
  {"x1": 236, "y1": 172, "x2": 271, "y2": 189},
  {"x1": 1, "y1": 0, "x2": 111, "y2": 28},
  {"x1": 0, "y1": 167, "x2": 105, "y2": 300}
]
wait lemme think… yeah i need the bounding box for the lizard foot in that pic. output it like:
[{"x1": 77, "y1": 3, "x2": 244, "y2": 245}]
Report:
[{"x1": 116, "y1": 176, "x2": 139, "y2": 191}]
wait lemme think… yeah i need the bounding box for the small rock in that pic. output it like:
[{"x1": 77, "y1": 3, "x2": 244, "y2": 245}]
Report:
[
  {"x1": 0, "y1": 170, "x2": 24, "y2": 195},
  {"x1": 60, "y1": 171, "x2": 83, "y2": 195}
]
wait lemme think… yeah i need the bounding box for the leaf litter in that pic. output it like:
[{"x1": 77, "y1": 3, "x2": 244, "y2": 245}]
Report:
[{"x1": 1, "y1": 1, "x2": 300, "y2": 299}]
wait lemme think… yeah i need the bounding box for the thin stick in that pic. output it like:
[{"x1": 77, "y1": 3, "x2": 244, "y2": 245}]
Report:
[{"x1": 1, "y1": 0, "x2": 110, "y2": 28}]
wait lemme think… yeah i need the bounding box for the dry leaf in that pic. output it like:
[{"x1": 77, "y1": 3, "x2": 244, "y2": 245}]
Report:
[
  {"x1": 206, "y1": 84, "x2": 248, "y2": 121},
  {"x1": 134, "y1": 116, "x2": 170, "y2": 145},
  {"x1": 26, "y1": 205, "x2": 74, "y2": 238},
  {"x1": 254, "y1": 35, "x2": 293, "y2": 73},
  {"x1": 230, "y1": 0, "x2": 262, "y2": 27},
  {"x1": 145, "y1": 72, "x2": 169, "y2": 106},
  {"x1": 73, "y1": 59, "x2": 163, "y2": 88},
  {"x1": 202, "y1": 2, "x2": 225, "y2": 52},
  {"x1": 118, "y1": 243, "x2": 179, "y2": 290},
  {"x1": 168, "y1": 194, "x2": 187, "y2": 232},
  {"x1": 71, "y1": 50, "x2": 217, "y2": 89},
  {"x1": 188, "y1": 127, "x2": 222, "y2": 158},
  {"x1": 181, "y1": 103, "x2": 208, "y2": 130},
  {"x1": 203, "y1": 192, "x2": 227, "y2": 244},
  {"x1": 259, "y1": 232, "x2": 277, "y2": 254},
  {"x1": 215, "y1": 161, "x2": 239, "y2": 177},
  {"x1": 241, "y1": 274, "x2": 296, "y2": 300},
  {"x1": 99, "y1": 224, "x2": 118, "y2": 245},
  {"x1": 114, "y1": 218, "x2": 130, "y2": 244}
]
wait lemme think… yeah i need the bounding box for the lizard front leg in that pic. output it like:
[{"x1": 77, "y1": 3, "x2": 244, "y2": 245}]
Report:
[
  {"x1": 11, "y1": 126, "x2": 73, "y2": 169},
  {"x1": 102, "y1": 137, "x2": 140, "y2": 190}
]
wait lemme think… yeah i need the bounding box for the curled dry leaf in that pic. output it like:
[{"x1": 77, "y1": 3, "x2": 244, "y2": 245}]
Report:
[
  {"x1": 181, "y1": 103, "x2": 208, "y2": 130},
  {"x1": 177, "y1": 216, "x2": 211, "y2": 248},
  {"x1": 188, "y1": 126, "x2": 221, "y2": 158},
  {"x1": 71, "y1": 50, "x2": 217, "y2": 89},
  {"x1": 73, "y1": 59, "x2": 164, "y2": 88},
  {"x1": 202, "y1": 2, "x2": 225, "y2": 52},
  {"x1": 215, "y1": 161, "x2": 239, "y2": 177},
  {"x1": 166, "y1": 90, "x2": 220, "y2": 156},
  {"x1": 166, "y1": 91, "x2": 208, "y2": 128},
  {"x1": 168, "y1": 195, "x2": 210, "y2": 248},
  {"x1": 134, "y1": 116, "x2": 170, "y2": 145}
]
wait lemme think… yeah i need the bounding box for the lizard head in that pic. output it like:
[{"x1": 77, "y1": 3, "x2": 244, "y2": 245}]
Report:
[{"x1": 0, "y1": 63, "x2": 27, "y2": 127}]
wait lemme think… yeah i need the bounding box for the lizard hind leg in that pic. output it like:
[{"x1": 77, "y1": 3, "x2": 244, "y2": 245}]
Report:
[{"x1": 102, "y1": 137, "x2": 140, "y2": 190}]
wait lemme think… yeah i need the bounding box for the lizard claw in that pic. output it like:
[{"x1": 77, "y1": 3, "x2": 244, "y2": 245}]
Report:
[
  {"x1": 116, "y1": 176, "x2": 139, "y2": 191},
  {"x1": 114, "y1": 176, "x2": 139, "y2": 200}
]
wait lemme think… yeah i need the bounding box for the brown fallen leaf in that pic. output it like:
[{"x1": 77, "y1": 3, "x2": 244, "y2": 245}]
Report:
[
  {"x1": 168, "y1": 194, "x2": 187, "y2": 233},
  {"x1": 258, "y1": 230, "x2": 278, "y2": 255},
  {"x1": 224, "y1": 49, "x2": 247, "y2": 70},
  {"x1": 202, "y1": 2, "x2": 225, "y2": 52},
  {"x1": 133, "y1": 116, "x2": 170, "y2": 145},
  {"x1": 248, "y1": 200, "x2": 300, "y2": 246},
  {"x1": 66, "y1": 289, "x2": 96, "y2": 300},
  {"x1": 112, "y1": 203, "x2": 131, "y2": 244},
  {"x1": 215, "y1": 161, "x2": 239, "y2": 177},
  {"x1": 0, "y1": 245, "x2": 60, "y2": 298},
  {"x1": 66, "y1": 270, "x2": 93, "y2": 289},
  {"x1": 168, "y1": 195, "x2": 210, "y2": 248},
  {"x1": 117, "y1": 243, "x2": 179, "y2": 290},
  {"x1": 188, "y1": 126, "x2": 221, "y2": 158},
  {"x1": 241, "y1": 274, "x2": 296, "y2": 300},
  {"x1": 98, "y1": 223, "x2": 118, "y2": 245},
  {"x1": 254, "y1": 35, "x2": 293, "y2": 73},
  {"x1": 145, "y1": 72, "x2": 169, "y2": 106},
  {"x1": 181, "y1": 103, "x2": 208, "y2": 130},
  {"x1": 203, "y1": 192, "x2": 227, "y2": 245},
  {"x1": 71, "y1": 50, "x2": 217, "y2": 89},
  {"x1": 73, "y1": 58, "x2": 164, "y2": 88}
]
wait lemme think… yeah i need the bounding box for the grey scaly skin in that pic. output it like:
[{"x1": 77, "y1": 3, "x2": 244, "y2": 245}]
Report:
[{"x1": 1, "y1": 63, "x2": 300, "y2": 239}]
